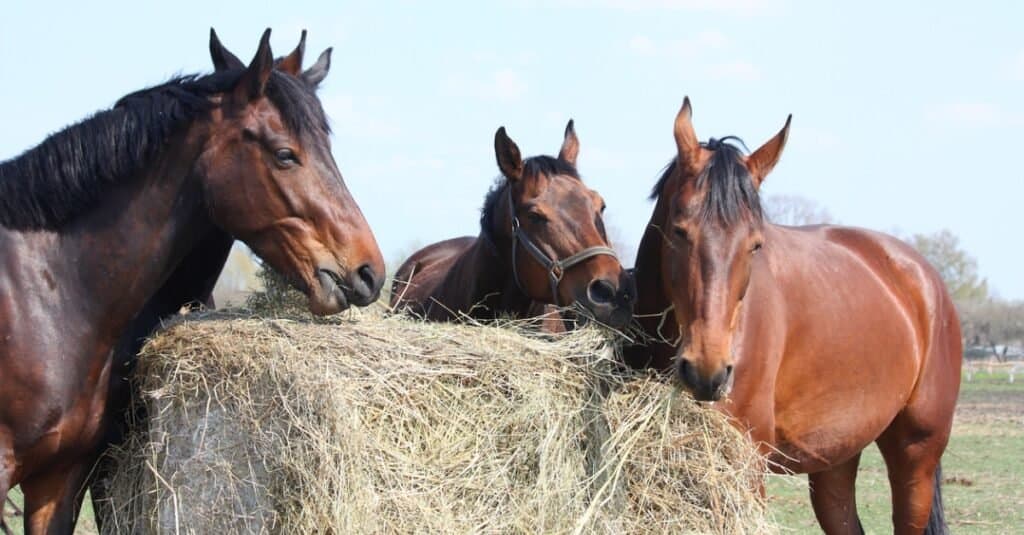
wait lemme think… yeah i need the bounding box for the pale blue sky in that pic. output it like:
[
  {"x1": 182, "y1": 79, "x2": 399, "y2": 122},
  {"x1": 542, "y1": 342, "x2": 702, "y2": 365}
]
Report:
[{"x1": 2, "y1": 1, "x2": 1021, "y2": 297}]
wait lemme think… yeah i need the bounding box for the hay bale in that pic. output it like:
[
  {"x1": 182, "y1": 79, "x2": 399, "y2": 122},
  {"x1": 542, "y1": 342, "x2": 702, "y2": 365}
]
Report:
[{"x1": 101, "y1": 310, "x2": 775, "y2": 534}]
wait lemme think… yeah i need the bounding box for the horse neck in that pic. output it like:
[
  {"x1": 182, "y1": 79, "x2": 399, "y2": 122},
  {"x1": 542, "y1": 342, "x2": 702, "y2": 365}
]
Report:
[
  {"x1": 467, "y1": 237, "x2": 535, "y2": 317},
  {"x1": 623, "y1": 196, "x2": 677, "y2": 371},
  {"x1": 467, "y1": 188, "x2": 535, "y2": 317},
  {"x1": 50, "y1": 128, "x2": 216, "y2": 340}
]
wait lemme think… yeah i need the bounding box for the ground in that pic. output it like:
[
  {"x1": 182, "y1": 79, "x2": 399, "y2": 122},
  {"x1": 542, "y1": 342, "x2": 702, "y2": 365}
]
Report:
[{"x1": 4, "y1": 370, "x2": 1021, "y2": 534}]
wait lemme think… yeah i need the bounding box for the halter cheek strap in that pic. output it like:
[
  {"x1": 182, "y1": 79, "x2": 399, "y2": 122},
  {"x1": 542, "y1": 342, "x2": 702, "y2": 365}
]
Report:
[{"x1": 506, "y1": 188, "x2": 618, "y2": 306}]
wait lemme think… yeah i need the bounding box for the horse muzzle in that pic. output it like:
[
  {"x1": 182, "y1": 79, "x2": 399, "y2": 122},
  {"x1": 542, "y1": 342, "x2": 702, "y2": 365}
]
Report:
[
  {"x1": 578, "y1": 271, "x2": 636, "y2": 330},
  {"x1": 311, "y1": 263, "x2": 383, "y2": 314},
  {"x1": 677, "y1": 357, "x2": 734, "y2": 402}
]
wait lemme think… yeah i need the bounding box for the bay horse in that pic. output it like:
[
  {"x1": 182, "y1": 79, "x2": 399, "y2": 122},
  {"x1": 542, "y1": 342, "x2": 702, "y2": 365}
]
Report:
[
  {"x1": 623, "y1": 98, "x2": 961, "y2": 534},
  {"x1": 0, "y1": 29, "x2": 385, "y2": 534},
  {"x1": 390, "y1": 122, "x2": 635, "y2": 330}
]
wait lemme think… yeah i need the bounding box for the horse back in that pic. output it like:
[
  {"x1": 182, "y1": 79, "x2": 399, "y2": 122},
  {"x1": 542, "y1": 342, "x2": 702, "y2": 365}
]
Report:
[{"x1": 389, "y1": 236, "x2": 478, "y2": 316}]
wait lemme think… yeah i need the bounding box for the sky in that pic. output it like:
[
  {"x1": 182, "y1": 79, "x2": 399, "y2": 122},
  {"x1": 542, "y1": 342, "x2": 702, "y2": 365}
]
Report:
[{"x1": 1, "y1": 1, "x2": 1021, "y2": 298}]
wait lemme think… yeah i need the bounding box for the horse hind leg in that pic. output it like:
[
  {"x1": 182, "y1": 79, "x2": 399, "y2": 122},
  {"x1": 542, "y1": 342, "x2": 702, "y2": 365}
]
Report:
[
  {"x1": 808, "y1": 452, "x2": 865, "y2": 535},
  {"x1": 876, "y1": 416, "x2": 950, "y2": 535}
]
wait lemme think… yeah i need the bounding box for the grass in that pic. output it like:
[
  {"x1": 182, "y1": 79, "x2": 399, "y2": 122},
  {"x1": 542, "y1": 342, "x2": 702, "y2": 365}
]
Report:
[
  {"x1": 768, "y1": 370, "x2": 1024, "y2": 534},
  {"x1": 5, "y1": 371, "x2": 1019, "y2": 534}
]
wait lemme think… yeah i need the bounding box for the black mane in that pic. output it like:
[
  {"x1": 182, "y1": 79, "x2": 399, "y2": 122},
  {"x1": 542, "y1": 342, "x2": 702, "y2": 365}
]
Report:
[
  {"x1": 480, "y1": 155, "x2": 581, "y2": 245},
  {"x1": 0, "y1": 69, "x2": 328, "y2": 230},
  {"x1": 649, "y1": 137, "x2": 762, "y2": 224}
]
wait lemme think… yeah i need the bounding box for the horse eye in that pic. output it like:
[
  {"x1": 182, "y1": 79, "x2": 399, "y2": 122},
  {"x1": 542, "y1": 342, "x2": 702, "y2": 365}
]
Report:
[
  {"x1": 673, "y1": 227, "x2": 688, "y2": 240},
  {"x1": 751, "y1": 242, "x2": 763, "y2": 254},
  {"x1": 527, "y1": 211, "x2": 548, "y2": 224},
  {"x1": 275, "y1": 148, "x2": 298, "y2": 165}
]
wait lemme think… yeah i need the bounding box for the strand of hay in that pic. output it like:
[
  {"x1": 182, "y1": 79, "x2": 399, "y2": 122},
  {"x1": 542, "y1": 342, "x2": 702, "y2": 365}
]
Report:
[{"x1": 100, "y1": 308, "x2": 775, "y2": 534}]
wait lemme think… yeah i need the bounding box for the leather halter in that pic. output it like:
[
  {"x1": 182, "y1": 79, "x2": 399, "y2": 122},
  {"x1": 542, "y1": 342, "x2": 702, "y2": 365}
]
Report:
[{"x1": 506, "y1": 187, "x2": 618, "y2": 306}]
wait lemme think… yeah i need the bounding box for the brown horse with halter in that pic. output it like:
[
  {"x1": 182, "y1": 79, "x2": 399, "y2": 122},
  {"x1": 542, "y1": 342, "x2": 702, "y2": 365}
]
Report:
[
  {"x1": 0, "y1": 29, "x2": 384, "y2": 533},
  {"x1": 390, "y1": 122, "x2": 635, "y2": 330},
  {"x1": 623, "y1": 98, "x2": 961, "y2": 534}
]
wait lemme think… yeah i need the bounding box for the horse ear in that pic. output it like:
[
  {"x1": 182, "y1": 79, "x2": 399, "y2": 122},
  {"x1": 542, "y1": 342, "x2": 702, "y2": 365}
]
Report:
[
  {"x1": 494, "y1": 127, "x2": 524, "y2": 182},
  {"x1": 747, "y1": 114, "x2": 792, "y2": 188},
  {"x1": 209, "y1": 28, "x2": 244, "y2": 72},
  {"x1": 234, "y1": 29, "x2": 274, "y2": 101},
  {"x1": 558, "y1": 119, "x2": 580, "y2": 167},
  {"x1": 674, "y1": 96, "x2": 701, "y2": 173},
  {"x1": 277, "y1": 30, "x2": 307, "y2": 76},
  {"x1": 303, "y1": 48, "x2": 332, "y2": 87}
]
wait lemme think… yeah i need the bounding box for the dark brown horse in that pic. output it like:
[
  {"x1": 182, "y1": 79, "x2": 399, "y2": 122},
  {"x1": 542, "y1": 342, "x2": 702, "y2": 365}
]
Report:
[
  {"x1": 0, "y1": 29, "x2": 384, "y2": 533},
  {"x1": 390, "y1": 122, "x2": 634, "y2": 330},
  {"x1": 623, "y1": 98, "x2": 961, "y2": 534}
]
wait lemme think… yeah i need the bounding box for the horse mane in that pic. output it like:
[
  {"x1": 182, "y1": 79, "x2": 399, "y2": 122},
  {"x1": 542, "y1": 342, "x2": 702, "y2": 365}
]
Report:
[
  {"x1": 649, "y1": 136, "x2": 762, "y2": 225},
  {"x1": 0, "y1": 69, "x2": 328, "y2": 230},
  {"x1": 479, "y1": 155, "x2": 581, "y2": 246}
]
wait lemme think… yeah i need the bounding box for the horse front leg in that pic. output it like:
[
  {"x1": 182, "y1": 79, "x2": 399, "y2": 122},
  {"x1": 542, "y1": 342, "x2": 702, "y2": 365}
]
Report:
[
  {"x1": 1, "y1": 490, "x2": 12, "y2": 535},
  {"x1": 20, "y1": 463, "x2": 91, "y2": 535},
  {"x1": 808, "y1": 453, "x2": 865, "y2": 535},
  {"x1": 1, "y1": 436, "x2": 15, "y2": 535}
]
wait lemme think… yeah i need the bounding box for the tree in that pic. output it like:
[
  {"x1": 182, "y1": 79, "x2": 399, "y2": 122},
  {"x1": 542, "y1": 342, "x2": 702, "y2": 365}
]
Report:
[
  {"x1": 763, "y1": 194, "x2": 835, "y2": 226},
  {"x1": 957, "y1": 299, "x2": 1024, "y2": 361},
  {"x1": 909, "y1": 229, "x2": 989, "y2": 304}
]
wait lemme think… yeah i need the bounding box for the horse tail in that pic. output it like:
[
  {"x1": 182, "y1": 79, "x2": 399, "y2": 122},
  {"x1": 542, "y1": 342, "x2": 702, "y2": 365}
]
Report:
[{"x1": 924, "y1": 462, "x2": 948, "y2": 535}]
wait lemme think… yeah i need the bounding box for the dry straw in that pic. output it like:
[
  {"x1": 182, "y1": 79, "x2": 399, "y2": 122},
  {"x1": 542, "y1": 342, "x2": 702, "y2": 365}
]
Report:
[{"x1": 100, "y1": 300, "x2": 775, "y2": 534}]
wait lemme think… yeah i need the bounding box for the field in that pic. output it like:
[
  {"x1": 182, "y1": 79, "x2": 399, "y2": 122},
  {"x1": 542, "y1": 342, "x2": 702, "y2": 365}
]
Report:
[{"x1": 5, "y1": 370, "x2": 1021, "y2": 534}]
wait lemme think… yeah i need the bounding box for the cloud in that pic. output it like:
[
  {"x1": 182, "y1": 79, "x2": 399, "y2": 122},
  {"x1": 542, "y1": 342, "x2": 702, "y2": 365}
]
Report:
[
  {"x1": 925, "y1": 101, "x2": 1024, "y2": 128},
  {"x1": 561, "y1": 0, "x2": 775, "y2": 16},
  {"x1": 492, "y1": 70, "x2": 529, "y2": 100},
  {"x1": 320, "y1": 93, "x2": 402, "y2": 138},
  {"x1": 795, "y1": 126, "x2": 840, "y2": 151},
  {"x1": 353, "y1": 155, "x2": 446, "y2": 179},
  {"x1": 667, "y1": 30, "x2": 729, "y2": 57},
  {"x1": 627, "y1": 30, "x2": 728, "y2": 58},
  {"x1": 1005, "y1": 50, "x2": 1024, "y2": 81},
  {"x1": 628, "y1": 35, "x2": 658, "y2": 55},
  {"x1": 625, "y1": 32, "x2": 758, "y2": 81},
  {"x1": 707, "y1": 60, "x2": 761, "y2": 81},
  {"x1": 441, "y1": 69, "x2": 529, "y2": 101},
  {"x1": 926, "y1": 102, "x2": 1002, "y2": 126}
]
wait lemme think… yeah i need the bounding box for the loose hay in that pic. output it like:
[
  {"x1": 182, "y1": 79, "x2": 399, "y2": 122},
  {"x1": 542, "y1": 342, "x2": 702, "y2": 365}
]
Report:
[{"x1": 101, "y1": 309, "x2": 775, "y2": 534}]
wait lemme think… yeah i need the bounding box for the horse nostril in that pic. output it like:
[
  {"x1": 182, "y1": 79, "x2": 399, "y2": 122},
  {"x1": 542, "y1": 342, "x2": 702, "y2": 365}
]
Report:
[
  {"x1": 678, "y1": 358, "x2": 696, "y2": 385},
  {"x1": 587, "y1": 279, "x2": 616, "y2": 305},
  {"x1": 357, "y1": 264, "x2": 379, "y2": 292},
  {"x1": 725, "y1": 365, "x2": 734, "y2": 377},
  {"x1": 347, "y1": 264, "x2": 381, "y2": 306}
]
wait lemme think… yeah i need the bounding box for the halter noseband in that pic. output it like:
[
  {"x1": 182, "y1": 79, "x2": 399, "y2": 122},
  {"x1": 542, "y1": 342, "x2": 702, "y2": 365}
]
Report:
[{"x1": 506, "y1": 187, "x2": 618, "y2": 306}]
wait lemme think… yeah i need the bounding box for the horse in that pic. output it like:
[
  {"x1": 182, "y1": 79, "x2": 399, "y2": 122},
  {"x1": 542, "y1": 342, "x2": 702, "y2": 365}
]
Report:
[
  {"x1": 88, "y1": 31, "x2": 338, "y2": 530},
  {"x1": 390, "y1": 122, "x2": 635, "y2": 330},
  {"x1": 0, "y1": 29, "x2": 385, "y2": 534},
  {"x1": 623, "y1": 98, "x2": 961, "y2": 534}
]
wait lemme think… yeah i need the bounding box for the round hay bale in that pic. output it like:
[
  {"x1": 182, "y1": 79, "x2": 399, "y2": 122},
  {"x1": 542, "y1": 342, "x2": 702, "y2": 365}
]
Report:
[{"x1": 99, "y1": 309, "x2": 776, "y2": 534}]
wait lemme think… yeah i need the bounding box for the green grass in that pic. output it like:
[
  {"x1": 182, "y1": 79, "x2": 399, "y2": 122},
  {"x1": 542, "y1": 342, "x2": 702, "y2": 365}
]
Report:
[{"x1": 768, "y1": 370, "x2": 1024, "y2": 534}]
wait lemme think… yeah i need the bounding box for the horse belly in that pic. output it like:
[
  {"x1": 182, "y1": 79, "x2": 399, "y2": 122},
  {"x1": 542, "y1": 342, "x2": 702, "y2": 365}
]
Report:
[{"x1": 771, "y1": 300, "x2": 921, "y2": 472}]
